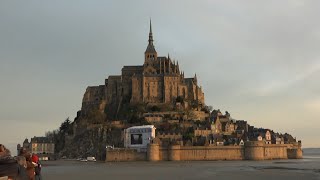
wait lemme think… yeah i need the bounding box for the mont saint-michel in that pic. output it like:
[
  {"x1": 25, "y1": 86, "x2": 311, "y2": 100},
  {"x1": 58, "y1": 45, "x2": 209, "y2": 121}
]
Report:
[{"x1": 33, "y1": 21, "x2": 302, "y2": 162}]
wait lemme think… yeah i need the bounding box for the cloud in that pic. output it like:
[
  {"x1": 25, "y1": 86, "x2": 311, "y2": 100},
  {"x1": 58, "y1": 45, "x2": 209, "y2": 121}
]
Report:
[
  {"x1": 254, "y1": 60, "x2": 320, "y2": 96},
  {"x1": 304, "y1": 98, "x2": 320, "y2": 111}
]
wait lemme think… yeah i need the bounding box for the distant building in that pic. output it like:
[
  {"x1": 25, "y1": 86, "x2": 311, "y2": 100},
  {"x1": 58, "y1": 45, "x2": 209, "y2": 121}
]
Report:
[
  {"x1": 18, "y1": 137, "x2": 55, "y2": 160},
  {"x1": 194, "y1": 128, "x2": 213, "y2": 137},
  {"x1": 144, "y1": 113, "x2": 164, "y2": 124},
  {"x1": 124, "y1": 125, "x2": 156, "y2": 151},
  {"x1": 265, "y1": 130, "x2": 272, "y2": 144},
  {"x1": 23, "y1": 138, "x2": 30, "y2": 151},
  {"x1": 276, "y1": 137, "x2": 285, "y2": 144},
  {"x1": 212, "y1": 114, "x2": 236, "y2": 135},
  {"x1": 30, "y1": 137, "x2": 55, "y2": 155}
]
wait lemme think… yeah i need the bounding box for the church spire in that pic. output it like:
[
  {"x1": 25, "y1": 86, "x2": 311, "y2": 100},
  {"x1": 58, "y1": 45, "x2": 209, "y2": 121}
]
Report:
[
  {"x1": 145, "y1": 19, "x2": 157, "y2": 61},
  {"x1": 148, "y1": 19, "x2": 153, "y2": 45}
]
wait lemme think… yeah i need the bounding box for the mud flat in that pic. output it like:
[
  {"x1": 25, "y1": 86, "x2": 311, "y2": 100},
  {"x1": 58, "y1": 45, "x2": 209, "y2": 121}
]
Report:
[{"x1": 42, "y1": 155, "x2": 320, "y2": 180}]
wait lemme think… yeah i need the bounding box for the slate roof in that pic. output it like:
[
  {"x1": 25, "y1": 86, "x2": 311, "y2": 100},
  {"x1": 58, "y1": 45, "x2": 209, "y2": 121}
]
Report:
[{"x1": 145, "y1": 43, "x2": 157, "y2": 54}]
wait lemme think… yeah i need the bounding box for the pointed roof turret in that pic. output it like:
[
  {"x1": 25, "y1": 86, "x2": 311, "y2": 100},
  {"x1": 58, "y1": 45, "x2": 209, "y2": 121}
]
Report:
[
  {"x1": 149, "y1": 19, "x2": 153, "y2": 44},
  {"x1": 177, "y1": 61, "x2": 180, "y2": 73},
  {"x1": 145, "y1": 19, "x2": 157, "y2": 54}
]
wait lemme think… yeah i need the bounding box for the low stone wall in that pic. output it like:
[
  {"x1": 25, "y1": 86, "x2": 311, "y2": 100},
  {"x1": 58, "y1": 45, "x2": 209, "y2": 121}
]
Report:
[
  {"x1": 287, "y1": 144, "x2": 303, "y2": 159},
  {"x1": 264, "y1": 144, "x2": 288, "y2": 160},
  {"x1": 106, "y1": 148, "x2": 147, "y2": 162},
  {"x1": 106, "y1": 142, "x2": 302, "y2": 162},
  {"x1": 179, "y1": 146, "x2": 244, "y2": 161},
  {"x1": 159, "y1": 147, "x2": 169, "y2": 161}
]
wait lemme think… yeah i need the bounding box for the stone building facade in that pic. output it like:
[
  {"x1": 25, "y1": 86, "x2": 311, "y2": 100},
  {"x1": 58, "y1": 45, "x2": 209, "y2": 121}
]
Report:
[
  {"x1": 18, "y1": 137, "x2": 55, "y2": 160},
  {"x1": 81, "y1": 21, "x2": 205, "y2": 118},
  {"x1": 30, "y1": 137, "x2": 55, "y2": 155}
]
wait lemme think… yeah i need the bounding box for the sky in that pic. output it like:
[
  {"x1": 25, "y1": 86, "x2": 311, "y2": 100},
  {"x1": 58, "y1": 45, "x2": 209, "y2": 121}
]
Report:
[{"x1": 1, "y1": 0, "x2": 319, "y2": 155}]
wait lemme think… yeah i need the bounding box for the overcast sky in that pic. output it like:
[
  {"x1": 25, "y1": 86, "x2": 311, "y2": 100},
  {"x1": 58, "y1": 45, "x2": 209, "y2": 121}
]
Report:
[{"x1": 1, "y1": 0, "x2": 319, "y2": 155}]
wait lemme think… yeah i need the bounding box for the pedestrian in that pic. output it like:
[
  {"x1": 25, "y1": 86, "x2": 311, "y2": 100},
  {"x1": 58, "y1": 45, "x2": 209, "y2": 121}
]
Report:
[
  {"x1": 31, "y1": 155, "x2": 41, "y2": 180},
  {"x1": 19, "y1": 148, "x2": 35, "y2": 180},
  {"x1": 0, "y1": 144, "x2": 28, "y2": 180},
  {"x1": 16, "y1": 156, "x2": 28, "y2": 180}
]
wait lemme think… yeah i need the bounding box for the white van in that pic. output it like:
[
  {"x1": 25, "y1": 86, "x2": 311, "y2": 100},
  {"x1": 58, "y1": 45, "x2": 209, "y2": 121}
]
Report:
[{"x1": 86, "y1": 157, "x2": 96, "y2": 162}]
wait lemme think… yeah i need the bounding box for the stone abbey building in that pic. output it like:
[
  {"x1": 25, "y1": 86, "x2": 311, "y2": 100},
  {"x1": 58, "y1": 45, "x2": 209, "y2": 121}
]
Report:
[
  {"x1": 50, "y1": 21, "x2": 302, "y2": 161},
  {"x1": 82, "y1": 21, "x2": 204, "y2": 117}
]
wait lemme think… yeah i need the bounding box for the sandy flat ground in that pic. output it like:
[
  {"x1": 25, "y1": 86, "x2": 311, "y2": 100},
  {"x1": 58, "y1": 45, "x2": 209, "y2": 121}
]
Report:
[{"x1": 41, "y1": 157, "x2": 320, "y2": 180}]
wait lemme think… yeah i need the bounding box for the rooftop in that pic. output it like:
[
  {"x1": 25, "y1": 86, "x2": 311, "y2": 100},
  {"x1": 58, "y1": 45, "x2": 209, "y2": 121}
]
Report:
[{"x1": 126, "y1": 125, "x2": 155, "y2": 130}]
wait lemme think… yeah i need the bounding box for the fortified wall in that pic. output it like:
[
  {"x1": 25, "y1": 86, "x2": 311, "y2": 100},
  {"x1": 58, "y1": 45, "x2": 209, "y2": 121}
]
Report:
[{"x1": 106, "y1": 141, "x2": 302, "y2": 162}]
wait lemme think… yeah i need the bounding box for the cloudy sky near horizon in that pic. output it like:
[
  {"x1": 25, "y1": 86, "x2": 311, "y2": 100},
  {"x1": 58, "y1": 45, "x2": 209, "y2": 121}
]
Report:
[{"x1": 1, "y1": 0, "x2": 319, "y2": 155}]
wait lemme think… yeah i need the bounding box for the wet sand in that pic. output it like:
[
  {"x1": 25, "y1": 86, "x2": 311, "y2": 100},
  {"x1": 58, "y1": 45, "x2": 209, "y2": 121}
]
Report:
[{"x1": 42, "y1": 156, "x2": 320, "y2": 180}]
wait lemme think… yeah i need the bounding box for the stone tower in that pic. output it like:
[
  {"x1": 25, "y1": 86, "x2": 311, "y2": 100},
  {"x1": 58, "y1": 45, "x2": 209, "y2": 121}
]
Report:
[{"x1": 145, "y1": 19, "x2": 157, "y2": 63}]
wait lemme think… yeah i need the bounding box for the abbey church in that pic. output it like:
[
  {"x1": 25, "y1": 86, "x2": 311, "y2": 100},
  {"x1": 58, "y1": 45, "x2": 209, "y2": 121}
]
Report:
[
  {"x1": 81, "y1": 21, "x2": 205, "y2": 119},
  {"x1": 122, "y1": 21, "x2": 204, "y2": 105}
]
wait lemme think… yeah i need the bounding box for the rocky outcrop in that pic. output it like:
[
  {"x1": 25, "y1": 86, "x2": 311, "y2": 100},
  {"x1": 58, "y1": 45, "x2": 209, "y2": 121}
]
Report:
[{"x1": 60, "y1": 125, "x2": 123, "y2": 160}]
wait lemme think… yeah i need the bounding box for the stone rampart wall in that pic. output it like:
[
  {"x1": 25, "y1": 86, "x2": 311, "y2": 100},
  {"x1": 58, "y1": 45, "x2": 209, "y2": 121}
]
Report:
[
  {"x1": 287, "y1": 144, "x2": 303, "y2": 159},
  {"x1": 179, "y1": 146, "x2": 244, "y2": 161},
  {"x1": 263, "y1": 144, "x2": 288, "y2": 160},
  {"x1": 159, "y1": 147, "x2": 169, "y2": 161},
  {"x1": 106, "y1": 142, "x2": 302, "y2": 162},
  {"x1": 106, "y1": 148, "x2": 146, "y2": 162}
]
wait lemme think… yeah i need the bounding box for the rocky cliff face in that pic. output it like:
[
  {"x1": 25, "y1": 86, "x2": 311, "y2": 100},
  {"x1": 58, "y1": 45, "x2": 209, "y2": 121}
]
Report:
[
  {"x1": 60, "y1": 125, "x2": 123, "y2": 160},
  {"x1": 81, "y1": 85, "x2": 106, "y2": 115},
  {"x1": 57, "y1": 85, "x2": 123, "y2": 160}
]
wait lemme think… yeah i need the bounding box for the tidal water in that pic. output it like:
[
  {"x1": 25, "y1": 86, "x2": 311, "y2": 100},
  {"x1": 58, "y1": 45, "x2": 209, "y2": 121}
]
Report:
[{"x1": 42, "y1": 148, "x2": 320, "y2": 180}]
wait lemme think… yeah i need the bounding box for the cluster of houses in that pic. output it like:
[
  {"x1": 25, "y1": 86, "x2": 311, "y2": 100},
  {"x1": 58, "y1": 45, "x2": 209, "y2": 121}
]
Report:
[
  {"x1": 123, "y1": 110, "x2": 297, "y2": 151},
  {"x1": 194, "y1": 111, "x2": 296, "y2": 146}
]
